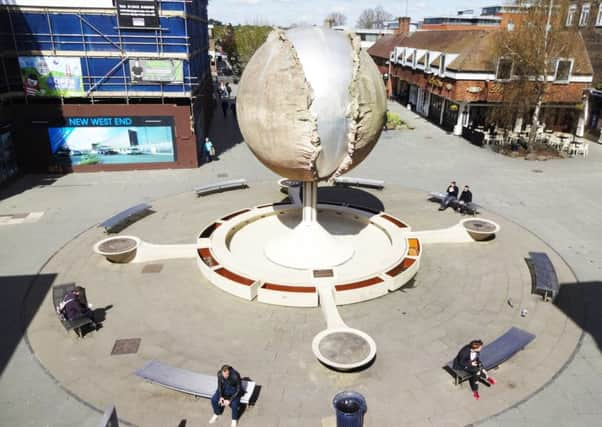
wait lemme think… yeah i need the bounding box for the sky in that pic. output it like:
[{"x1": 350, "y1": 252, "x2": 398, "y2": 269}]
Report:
[{"x1": 208, "y1": 0, "x2": 501, "y2": 27}]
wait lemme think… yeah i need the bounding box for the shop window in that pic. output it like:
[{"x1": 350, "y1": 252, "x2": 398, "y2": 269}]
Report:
[
  {"x1": 566, "y1": 4, "x2": 577, "y2": 26},
  {"x1": 596, "y1": 4, "x2": 602, "y2": 26},
  {"x1": 554, "y1": 59, "x2": 573, "y2": 83},
  {"x1": 496, "y1": 58, "x2": 513, "y2": 81},
  {"x1": 579, "y1": 3, "x2": 590, "y2": 26}
]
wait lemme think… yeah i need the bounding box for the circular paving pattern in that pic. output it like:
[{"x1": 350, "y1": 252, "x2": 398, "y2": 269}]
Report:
[{"x1": 25, "y1": 183, "x2": 581, "y2": 427}]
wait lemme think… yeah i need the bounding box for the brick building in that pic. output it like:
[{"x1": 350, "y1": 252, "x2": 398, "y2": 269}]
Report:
[
  {"x1": 368, "y1": 29, "x2": 593, "y2": 136},
  {"x1": 564, "y1": 0, "x2": 602, "y2": 138}
]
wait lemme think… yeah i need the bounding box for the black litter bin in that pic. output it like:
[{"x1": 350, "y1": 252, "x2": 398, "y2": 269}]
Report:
[{"x1": 332, "y1": 391, "x2": 367, "y2": 427}]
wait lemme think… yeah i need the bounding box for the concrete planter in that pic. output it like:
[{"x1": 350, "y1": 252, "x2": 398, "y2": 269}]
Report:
[{"x1": 94, "y1": 236, "x2": 141, "y2": 263}]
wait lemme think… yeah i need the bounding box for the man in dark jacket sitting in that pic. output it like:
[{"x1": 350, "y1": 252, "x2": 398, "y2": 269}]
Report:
[
  {"x1": 453, "y1": 339, "x2": 495, "y2": 400},
  {"x1": 458, "y1": 185, "x2": 473, "y2": 214},
  {"x1": 439, "y1": 181, "x2": 459, "y2": 211},
  {"x1": 209, "y1": 365, "x2": 243, "y2": 426}
]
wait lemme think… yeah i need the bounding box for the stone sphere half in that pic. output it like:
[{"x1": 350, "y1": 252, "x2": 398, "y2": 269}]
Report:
[{"x1": 237, "y1": 27, "x2": 387, "y2": 182}]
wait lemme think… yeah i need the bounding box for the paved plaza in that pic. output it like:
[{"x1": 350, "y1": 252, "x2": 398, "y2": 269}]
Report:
[{"x1": 1, "y1": 102, "x2": 602, "y2": 426}]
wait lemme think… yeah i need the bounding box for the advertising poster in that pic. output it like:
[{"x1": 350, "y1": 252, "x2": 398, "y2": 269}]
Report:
[
  {"x1": 116, "y1": 0, "x2": 160, "y2": 28},
  {"x1": 129, "y1": 59, "x2": 184, "y2": 83},
  {"x1": 19, "y1": 56, "x2": 84, "y2": 97},
  {"x1": 48, "y1": 116, "x2": 176, "y2": 166},
  {"x1": 0, "y1": 127, "x2": 18, "y2": 184}
]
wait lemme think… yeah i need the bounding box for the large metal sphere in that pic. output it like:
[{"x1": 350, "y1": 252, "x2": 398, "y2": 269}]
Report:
[{"x1": 237, "y1": 27, "x2": 387, "y2": 182}]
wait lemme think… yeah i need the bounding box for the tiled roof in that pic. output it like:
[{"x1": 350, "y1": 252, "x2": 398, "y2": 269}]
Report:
[
  {"x1": 367, "y1": 33, "x2": 408, "y2": 59},
  {"x1": 373, "y1": 29, "x2": 593, "y2": 75}
]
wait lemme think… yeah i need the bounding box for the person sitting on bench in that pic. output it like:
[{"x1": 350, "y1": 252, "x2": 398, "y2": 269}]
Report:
[
  {"x1": 58, "y1": 286, "x2": 96, "y2": 327},
  {"x1": 457, "y1": 185, "x2": 473, "y2": 213},
  {"x1": 438, "y1": 181, "x2": 459, "y2": 211},
  {"x1": 209, "y1": 364, "x2": 242, "y2": 427},
  {"x1": 453, "y1": 339, "x2": 496, "y2": 400}
]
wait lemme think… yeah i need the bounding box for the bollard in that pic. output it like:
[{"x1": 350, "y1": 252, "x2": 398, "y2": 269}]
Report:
[{"x1": 332, "y1": 391, "x2": 367, "y2": 427}]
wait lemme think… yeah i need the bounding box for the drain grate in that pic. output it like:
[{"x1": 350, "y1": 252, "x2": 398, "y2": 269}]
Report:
[
  {"x1": 313, "y1": 269, "x2": 334, "y2": 278},
  {"x1": 111, "y1": 338, "x2": 141, "y2": 355},
  {"x1": 142, "y1": 263, "x2": 163, "y2": 274},
  {"x1": 217, "y1": 173, "x2": 228, "y2": 178},
  {"x1": 532, "y1": 169, "x2": 543, "y2": 173}
]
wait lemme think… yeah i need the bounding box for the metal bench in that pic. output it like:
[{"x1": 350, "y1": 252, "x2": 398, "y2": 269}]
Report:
[
  {"x1": 135, "y1": 360, "x2": 256, "y2": 404},
  {"x1": 428, "y1": 192, "x2": 480, "y2": 215},
  {"x1": 528, "y1": 252, "x2": 560, "y2": 301},
  {"x1": 52, "y1": 284, "x2": 95, "y2": 338},
  {"x1": 195, "y1": 179, "x2": 248, "y2": 196},
  {"x1": 334, "y1": 176, "x2": 385, "y2": 189},
  {"x1": 445, "y1": 327, "x2": 535, "y2": 385},
  {"x1": 99, "y1": 203, "x2": 151, "y2": 233}
]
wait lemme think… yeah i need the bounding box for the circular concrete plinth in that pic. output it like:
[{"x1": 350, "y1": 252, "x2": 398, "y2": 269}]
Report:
[
  {"x1": 93, "y1": 235, "x2": 140, "y2": 263},
  {"x1": 312, "y1": 327, "x2": 377, "y2": 370},
  {"x1": 199, "y1": 203, "x2": 413, "y2": 300}
]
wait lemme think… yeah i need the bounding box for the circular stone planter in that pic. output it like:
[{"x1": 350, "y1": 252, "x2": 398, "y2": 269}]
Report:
[
  {"x1": 461, "y1": 218, "x2": 500, "y2": 241},
  {"x1": 312, "y1": 327, "x2": 377, "y2": 371},
  {"x1": 93, "y1": 235, "x2": 141, "y2": 263}
]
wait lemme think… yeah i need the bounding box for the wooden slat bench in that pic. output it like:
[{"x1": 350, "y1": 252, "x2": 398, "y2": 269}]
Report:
[
  {"x1": 52, "y1": 284, "x2": 95, "y2": 338},
  {"x1": 444, "y1": 327, "x2": 536, "y2": 385},
  {"x1": 135, "y1": 360, "x2": 256, "y2": 404},
  {"x1": 99, "y1": 203, "x2": 151, "y2": 233},
  {"x1": 527, "y1": 252, "x2": 560, "y2": 301},
  {"x1": 381, "y1": 214, "x2": 408, "y2": 228},
  {"x1": 334, "y1": 176, "x2": 385, "y2": 189},
  {"x1": 386, "y1": 258, "x2": 416, "y2": 277},
  {"x1": 258, "y1": 283, "x2": 318, "y2": 307},
  {"x1": 334, "y1": 277, "x2": 387, "y2": 305},
  {"x1": 195, "y1": 179, "x2": 248, "y2": 196},
  {"x1": 407, "y1": 238, "x2": 421, "y2": 256},
  {"x1": 197, "y1": 248, "x2": 219, "y2": 268},
  {"x1": 199, "y1": 222, "x2": 221, "y2": 239}
]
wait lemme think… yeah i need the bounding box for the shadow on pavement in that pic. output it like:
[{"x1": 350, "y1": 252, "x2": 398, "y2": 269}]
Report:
[
  {"x1": 0, "y1": 273, "x2": 57, "y2": 376},
  {"x1": 554, "y1": 281, "x2": 602, "y2": 351},
  {"x1": 206, "y1": 98, "x2": 244, "y2": 160},
  {"x1": 0, "y1": 174, "x2": 61, "y2": 202}
]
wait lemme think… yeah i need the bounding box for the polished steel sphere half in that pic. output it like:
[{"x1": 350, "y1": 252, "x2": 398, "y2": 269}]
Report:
[{"x1": 236, "y1": 27, "x2": 387, "y2": 182}]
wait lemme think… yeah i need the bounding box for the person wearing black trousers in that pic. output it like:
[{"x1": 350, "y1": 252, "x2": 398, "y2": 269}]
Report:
[
  {"x1": 438, "y1": 181, "x2": 459, "y2": 211},
  {"x1": 453, "y1": 339, "x2": 496, "y2": 400}
]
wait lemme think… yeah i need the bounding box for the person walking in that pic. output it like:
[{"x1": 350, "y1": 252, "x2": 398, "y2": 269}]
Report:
[
  {"x1": 209, "y1": 365, "x2": 242, "y2": 427},
  {"x1": 203, "y1": 137, "x2": 215, "y2": 163},
  {"x1": 438, "y1": 180, "x2": 459, "y2": 211},
  {"x1": 222, "y1": 99, "x2": 229, "y2": 117},
  {"x1": 226, "y1": 82, "x2": 232, "y2": 98},
  {"x1": 453, "y1": 339, "x2": 495, "y2": 400}
]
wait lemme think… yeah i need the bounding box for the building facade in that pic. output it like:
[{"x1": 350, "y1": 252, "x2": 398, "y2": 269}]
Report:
[
  {"x1": 0, "y1": 0, "x2": 211, "y2": 173},
  {"x1": 369, "y1": 29, "x2": 593, "y2": 138},
  {"x1": 564, "y1": 0, "x2": 602, "y2": 139}
]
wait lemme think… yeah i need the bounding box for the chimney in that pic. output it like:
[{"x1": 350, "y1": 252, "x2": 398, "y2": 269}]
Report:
[{"x1": 396, "y1": 17, "x2": 411, "y2": 36}]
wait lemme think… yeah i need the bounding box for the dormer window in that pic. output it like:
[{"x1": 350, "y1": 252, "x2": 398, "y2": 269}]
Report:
[
  {"x1": 566, "y1": 4, "x2": 577, "y2": 26},
  {"x1": 579, "y1": 3, "x2": 590, "y2": 26},
  {"x1": 496, "y1": 57, "x2": 513, "y2": 81},
  {"x1": 554, "y1": 59, "x2": 573, "y2": 83}
]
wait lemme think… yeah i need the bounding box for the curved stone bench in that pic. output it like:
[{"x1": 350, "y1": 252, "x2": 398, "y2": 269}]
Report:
[
  {"x1": 334, "y1": 276, "x2": 389, "y2": 305},
  {"x1": 386, "y1": 257, "x2": 420, "y2": 290},
  {"x1": 257, "y1": 283, "x2": 318, "y2": 307},
  {"x1": 199, "y1": 265, "x2": 259, "y2": 301}
]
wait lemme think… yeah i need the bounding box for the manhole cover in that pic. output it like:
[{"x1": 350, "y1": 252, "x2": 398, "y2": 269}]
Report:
[
  {"x1": 111, "y1": 338, "x2": 141, "y2": 355},
  {"x1": 98, "y1": 238, "x2": 137, "y2": 253},
  {"x1": 142, "y1": 264, "x2": 163, "y2": 274},
  {"x1": 217, "y1": 173, "x2": 228, "y2": 178},
  {"x1": 313, "y1": 269, "x2": 334, "y2": 278},
  {"x1": 532, "y1": 169, "x2": 543, "y2": 173}
]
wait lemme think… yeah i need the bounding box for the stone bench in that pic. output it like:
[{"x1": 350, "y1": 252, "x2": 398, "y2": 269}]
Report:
[
  {"x1": 334, "y1": 277, "x2": 388, "y2": 305},
  {"x1": 99, "y1": 203, "x2": 151, "y2": 233},
  {"x1": 135, "y1": 360, "x2": 256, "y2": 404},
  {"x1": 334, "y1": 176, "x2": 385, "y2": 189},
  {"x1": 195, "y1": 179, "x2": 248, "y2": 196},
  {"x1": 527, "y1": 252, "x2": 560, "y2": 302},
  {"x1": 257, "y1": 283, "x2": 318, "y2": 307},
  {"x1": 52, "y1": 284, "x2": 95, "y2": 338},
  {"x1": 445, "y1": 327, "x2": 536, "y2": 385}
]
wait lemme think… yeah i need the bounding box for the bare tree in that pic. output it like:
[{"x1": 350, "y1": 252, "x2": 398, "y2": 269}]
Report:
[
  {"x1": 489, "y1": 0, "x2": 572, "y2": 152},
  {"x1": 357, "y1": 6, "x2": 393, "y2": 29},
  {"x1": 324, "y1": 11, "x2": 347, "y2": 27}
]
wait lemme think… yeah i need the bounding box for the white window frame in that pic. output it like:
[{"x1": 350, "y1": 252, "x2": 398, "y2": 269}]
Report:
[
  {"x1": 579, "y1": 3, "x2": 591, "y2": 26},
  {"x1": 439, "y1": 54, "x2": 446, "y2": 76},
  {"x1": 566, "y1": 4, "x2": 577, "y2": 26},
  {"x1": 496, "y1": 57, "x2": 513, "y2": 81},
  {"x1": 412, "y1": 49, "x2": 417, "y2": 69},
  {"x1": 596, "y1": 3, "x2": 602, "y2": 26},
  {"x1": 554, "y1": 58, "x2": 574, "y2": 83},
  {"x1": 424, "y1": 52, "x2": 431, "y2": 73}
]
